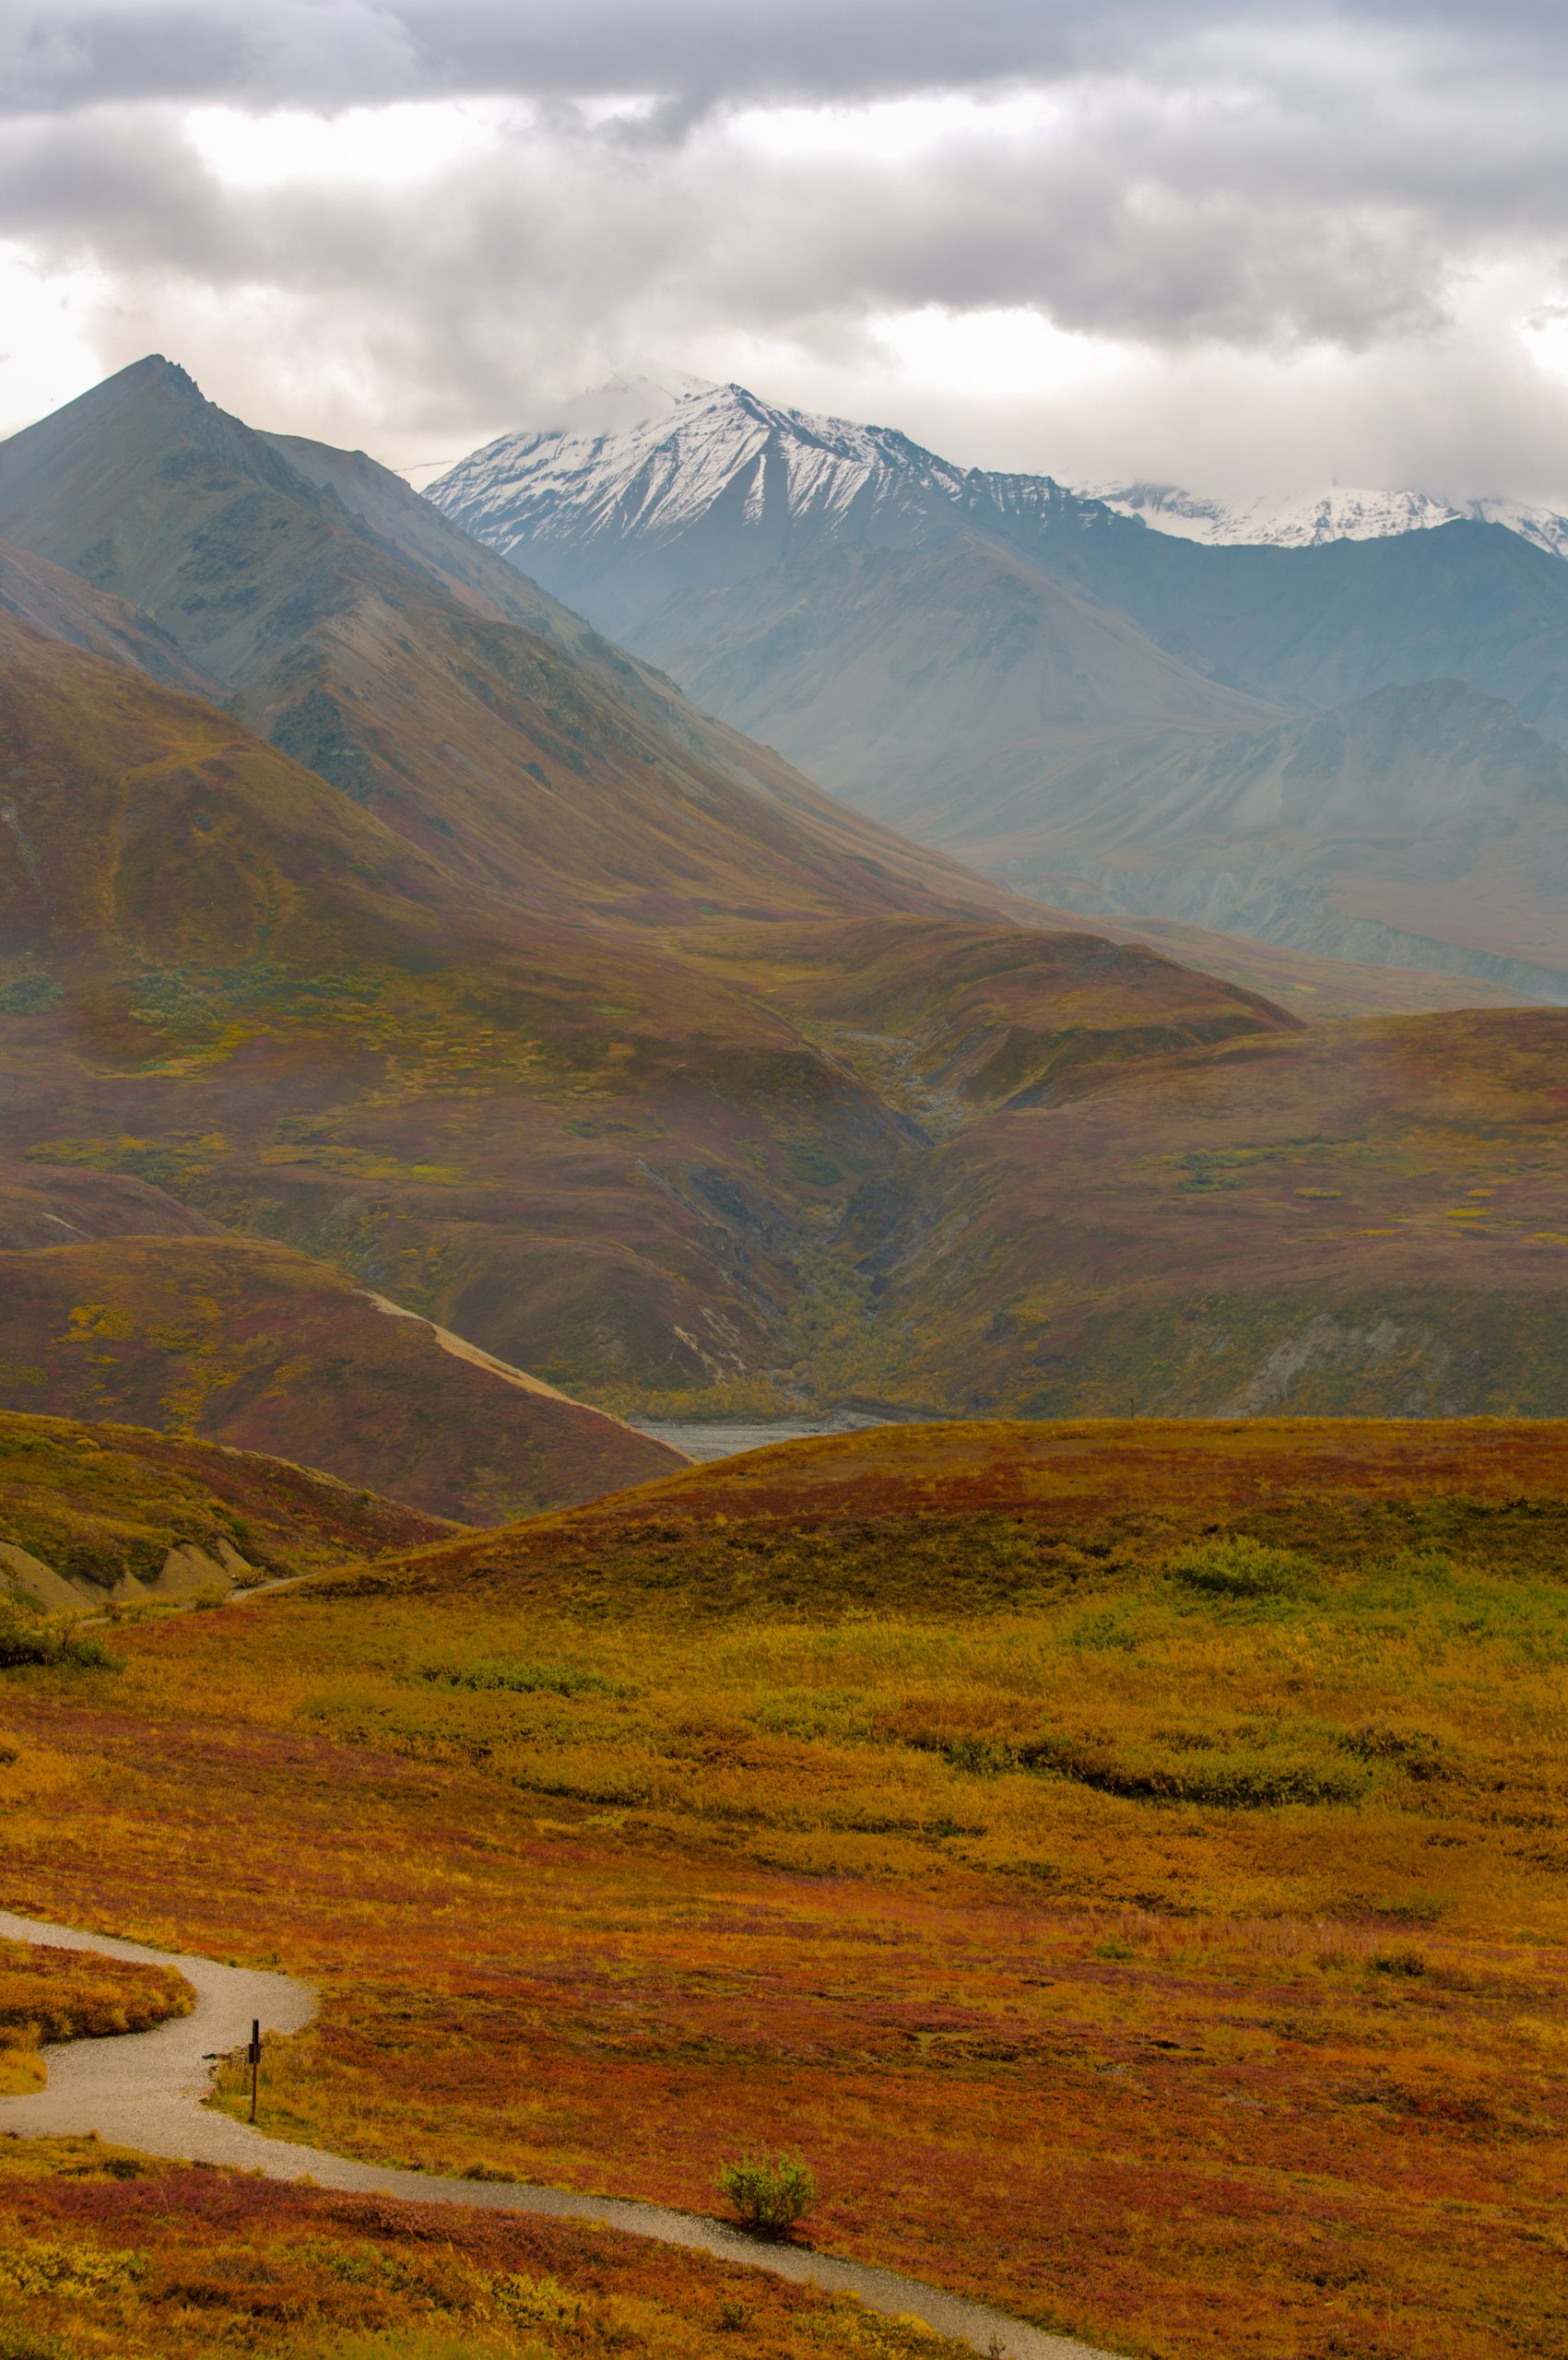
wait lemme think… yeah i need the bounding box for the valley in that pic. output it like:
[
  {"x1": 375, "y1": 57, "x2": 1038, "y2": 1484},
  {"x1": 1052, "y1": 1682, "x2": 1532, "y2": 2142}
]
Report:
[
  {"x1": 16, "y1": 359, "x2": 1560, "y2": 1436},
  {"x1": 6, "y1": 22, "x2": 1568, "y2": 2360}
]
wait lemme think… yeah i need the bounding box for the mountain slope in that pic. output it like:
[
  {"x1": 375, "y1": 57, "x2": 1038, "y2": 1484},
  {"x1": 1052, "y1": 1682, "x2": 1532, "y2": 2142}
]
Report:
[
  {"x1": 0, "y1": 608, "x2": 902, "y2": 1396},
  {"x1": 878, "y1": 679, "x2": 1568, "y2": 997},
  {"x1": 0, "y1": 357, "x2": 1046, "y2": 933},
  {"x1": 10, "y1": 363, "x2": 1568, "y2": 1428},
  {"x1": 428, "y1": 379, "x2": 1568, "y2": 740},
  {"x1": 869, "y1": 1006, "x2": 1568, "y2": 1418},
  {"x1": 634, "y1": 534, "x2": 1275, "y2": 807},
  {"x1": 0, "y1": 536, "x2": 213, "y2": 696},
  {"x1": 0, "y1": 603, "x2": 1301, "y2": 1420}
]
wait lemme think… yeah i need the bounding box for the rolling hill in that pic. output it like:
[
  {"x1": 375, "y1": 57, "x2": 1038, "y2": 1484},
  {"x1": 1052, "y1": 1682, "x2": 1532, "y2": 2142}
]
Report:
[
  {"x1": 12, "y1": 1413, "x2": 1556, "y2": 2355},
  {"x1": 0, "y1": 1406, "x2": 452, "y2": 1614}
]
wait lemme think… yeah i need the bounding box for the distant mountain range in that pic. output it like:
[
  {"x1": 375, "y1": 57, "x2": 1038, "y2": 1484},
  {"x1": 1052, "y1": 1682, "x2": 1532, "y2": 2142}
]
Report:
[
  {"x1": 430, "y1": 376, "x2": 1568, "y2": 997},
  {"x1": 3, "y1": 354, "x2": 1568, "y2": 1434},
  {"x1": 1079, "y1": 480, "x2": 1568, "y2": 559}
]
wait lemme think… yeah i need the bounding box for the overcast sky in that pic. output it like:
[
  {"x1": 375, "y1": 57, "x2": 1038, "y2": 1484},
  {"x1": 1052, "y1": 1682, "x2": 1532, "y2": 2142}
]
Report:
[{"x1": 5, "y1": 0, "x2": 1568, "y2": 496}]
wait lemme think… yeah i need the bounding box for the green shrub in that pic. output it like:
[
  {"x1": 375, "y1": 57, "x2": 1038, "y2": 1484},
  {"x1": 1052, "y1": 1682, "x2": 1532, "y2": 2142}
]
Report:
[
  {"x1": 0, "y1": 1606, "x2": 118, "y2": 1673},
  {"x1": 1168, "y1": 1535, "x2": 1316, "y2": 1599},
  {"x1": 715, "y1": 2153, "x2": 817, "y2": 2238},
  {"x1": 1370, "y1": 1947, "x2": 1429, "y2": 1977},
  {"x1": 419, "y1": 1657, "x2": 627, "y2": 1699},
  {"x1": 0, "y1": 976, "x2": 62, "y2": 1017}
]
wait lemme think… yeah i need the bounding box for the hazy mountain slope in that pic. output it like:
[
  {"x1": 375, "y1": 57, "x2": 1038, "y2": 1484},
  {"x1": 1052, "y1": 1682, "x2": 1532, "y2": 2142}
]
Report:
[
  {"x1": 635, "y1": 535, "x2": 1275, "y2": 804},
  {"x1": 430, "y1": 379, "x2": 1568, "y2": 739},
  {"x1": 1036, "y1": 517, "x2": 1568, "y2": 742},
  {"x1": 879, "y1": 680, "x2": 1568, "y2": 997},
  {"x1": 434, "y1": 379, "x2": 1568, "y2": 988}
]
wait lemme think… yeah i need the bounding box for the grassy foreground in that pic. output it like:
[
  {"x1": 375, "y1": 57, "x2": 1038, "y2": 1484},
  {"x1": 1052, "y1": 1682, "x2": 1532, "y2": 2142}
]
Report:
[{"x1": 0, "y1": 1420, "x2": 1565, "y2": 2358}]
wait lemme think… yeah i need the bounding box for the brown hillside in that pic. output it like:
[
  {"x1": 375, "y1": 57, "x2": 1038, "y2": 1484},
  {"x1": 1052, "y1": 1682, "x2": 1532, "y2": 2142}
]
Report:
[
  {"x1": 0, "y1": 1156, "x2": 218, "y2": 1250},
  {"x1": 0, "y1": 608, "x2": 1292, "y2": 1406},
  {"x1": 0, "y1": 1233, "x2": 680, "y2": 1523},
  {"x1": 870, "y1": 1006, "x2": 1568, "y2": 1415}
]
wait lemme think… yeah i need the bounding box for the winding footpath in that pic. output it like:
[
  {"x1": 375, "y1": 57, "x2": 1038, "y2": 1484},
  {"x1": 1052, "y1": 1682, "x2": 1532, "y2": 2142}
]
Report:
[{"x1": 0, "y1": 1909, "x2": 1120, "y2": 2360}]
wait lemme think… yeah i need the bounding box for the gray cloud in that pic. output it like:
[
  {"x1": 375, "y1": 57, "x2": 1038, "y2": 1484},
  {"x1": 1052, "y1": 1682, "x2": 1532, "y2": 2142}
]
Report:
[
  {"x1": 2, "y1": 2, "x2": 1568, "y2": 503},
  {"x1": 5, "y1": 1, "x2": 1567, "y2": 115}
]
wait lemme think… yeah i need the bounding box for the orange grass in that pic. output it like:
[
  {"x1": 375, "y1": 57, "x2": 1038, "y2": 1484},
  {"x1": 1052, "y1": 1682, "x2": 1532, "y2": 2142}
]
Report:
[
  {"x1": 0, "y1": 1422, "x2": 1566, "y2": 2358},
  {"x1": 0, "y1": 2134, "x2": 959, "y2": 2360},
  {"x1": 0, "y1": 1935, "x2": 191, "y2": 2093}
]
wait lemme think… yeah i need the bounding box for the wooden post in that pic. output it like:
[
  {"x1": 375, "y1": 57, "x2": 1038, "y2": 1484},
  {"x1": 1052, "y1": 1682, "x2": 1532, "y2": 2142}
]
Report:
[{"x1": 249, "y1": 2019, "x2": 261, "y2": 2123}]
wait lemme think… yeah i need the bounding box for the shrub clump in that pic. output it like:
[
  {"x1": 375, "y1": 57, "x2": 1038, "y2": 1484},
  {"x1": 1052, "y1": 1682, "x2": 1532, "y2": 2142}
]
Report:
[
  {"x1": 419, "y1": 1657, "x2": 628, "y2": 1699},
  {"x1": 0, "y1": 975, "x2": 63, "y2": 1017},
  {"x1": 715, "y1": 2154, "x2": 817, "y2": 2238},
  {"x1": 1167, "y1": 1535, "x2": 1316, "y2": 1599},
  {"x1": 0, "y1": 1605, "x2": 117, "y2": 1673}
]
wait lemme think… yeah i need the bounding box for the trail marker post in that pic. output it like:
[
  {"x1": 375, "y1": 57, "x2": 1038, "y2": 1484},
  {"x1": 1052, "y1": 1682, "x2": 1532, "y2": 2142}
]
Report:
[{"x1": 248, "y1": 2019, "x2": 261, "y2": 2123}]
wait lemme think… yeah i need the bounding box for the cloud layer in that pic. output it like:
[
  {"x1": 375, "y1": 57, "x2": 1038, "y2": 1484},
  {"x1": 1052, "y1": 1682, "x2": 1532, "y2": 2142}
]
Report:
[{"x1": 3, "y1": 1, "x2": 1568, "y2": 498}]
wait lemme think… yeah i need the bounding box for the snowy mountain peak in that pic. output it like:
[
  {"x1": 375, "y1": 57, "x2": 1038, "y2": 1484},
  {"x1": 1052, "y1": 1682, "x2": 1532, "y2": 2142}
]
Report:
[
  {"x1": 424, "y1": 379, "x2": 1008, "y2": 631},
  {"x1": 1079, "y1": 478, "x2": 1568, "y2": 559}
]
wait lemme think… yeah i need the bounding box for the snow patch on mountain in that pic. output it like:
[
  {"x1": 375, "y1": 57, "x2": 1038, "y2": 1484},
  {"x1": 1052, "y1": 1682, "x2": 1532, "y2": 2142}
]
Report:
[{"x1": 1078, "y1": 479, "x2": 1568, "y2": 558}]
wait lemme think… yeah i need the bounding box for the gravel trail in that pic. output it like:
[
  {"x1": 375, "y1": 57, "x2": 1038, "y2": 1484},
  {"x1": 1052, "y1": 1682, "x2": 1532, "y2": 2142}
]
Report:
[{"x1": 0, "y1": 1908, "x2": 1120, "y2": 2360}]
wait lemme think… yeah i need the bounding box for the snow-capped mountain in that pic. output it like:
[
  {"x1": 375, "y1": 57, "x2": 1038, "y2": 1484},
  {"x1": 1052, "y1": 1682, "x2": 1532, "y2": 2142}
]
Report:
[
  {"x1": 1079, "y1": 478, "x2": 1568, "y2": 559},
  {"x1": 430, "y1": 375, "x2": 1568, "y2": 637},
  {"x1": 427, "y1": 377, "x2": 1115, "y2": 637}
]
